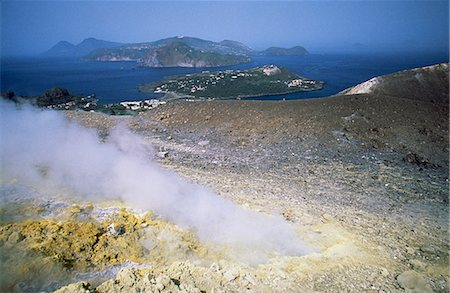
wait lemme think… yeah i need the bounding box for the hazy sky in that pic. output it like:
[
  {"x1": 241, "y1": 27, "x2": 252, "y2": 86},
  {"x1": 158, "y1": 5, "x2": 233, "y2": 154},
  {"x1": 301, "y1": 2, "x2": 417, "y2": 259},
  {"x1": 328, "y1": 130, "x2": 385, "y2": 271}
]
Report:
[{"x1": 1, "y1": 0, "x2": 448, "y2": 56}]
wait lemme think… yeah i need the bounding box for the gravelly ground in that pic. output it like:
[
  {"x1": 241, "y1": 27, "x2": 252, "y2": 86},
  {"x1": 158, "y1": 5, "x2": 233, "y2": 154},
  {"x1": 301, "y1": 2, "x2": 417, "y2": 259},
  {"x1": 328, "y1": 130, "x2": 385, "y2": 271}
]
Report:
[{"x1": 59, "y1": 93, "x2": 449, "y2": 292}]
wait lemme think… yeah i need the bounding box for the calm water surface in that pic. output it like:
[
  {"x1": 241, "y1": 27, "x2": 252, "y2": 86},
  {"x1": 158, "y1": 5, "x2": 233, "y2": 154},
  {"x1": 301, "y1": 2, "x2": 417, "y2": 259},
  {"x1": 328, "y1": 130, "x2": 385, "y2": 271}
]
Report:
[{"x1": 1, "y1": 52, "x2": 448, "y2": 104}]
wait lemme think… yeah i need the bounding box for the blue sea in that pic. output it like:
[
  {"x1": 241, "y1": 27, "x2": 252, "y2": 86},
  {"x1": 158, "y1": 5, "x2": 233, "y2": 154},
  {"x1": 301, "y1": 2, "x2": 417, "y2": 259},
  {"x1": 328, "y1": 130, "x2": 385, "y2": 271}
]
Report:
[{"x1": 1, "y1": 52, "x2": 448, "y2": 104}]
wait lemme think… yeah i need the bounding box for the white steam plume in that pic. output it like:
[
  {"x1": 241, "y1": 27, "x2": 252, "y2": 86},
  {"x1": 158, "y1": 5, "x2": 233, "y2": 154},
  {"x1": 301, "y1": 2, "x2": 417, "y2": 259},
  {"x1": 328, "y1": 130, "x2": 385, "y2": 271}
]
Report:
[{"x1": 0, "y1": 101, "x2": 314, "y2": 262}]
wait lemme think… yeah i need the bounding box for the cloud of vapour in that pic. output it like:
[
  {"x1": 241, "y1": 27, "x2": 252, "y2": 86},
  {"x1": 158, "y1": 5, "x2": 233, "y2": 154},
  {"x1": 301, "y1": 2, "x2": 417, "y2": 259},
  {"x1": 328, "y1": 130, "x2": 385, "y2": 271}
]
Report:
[{"x1": 0, "y1": 101, "x2": 314, "y2": 262}]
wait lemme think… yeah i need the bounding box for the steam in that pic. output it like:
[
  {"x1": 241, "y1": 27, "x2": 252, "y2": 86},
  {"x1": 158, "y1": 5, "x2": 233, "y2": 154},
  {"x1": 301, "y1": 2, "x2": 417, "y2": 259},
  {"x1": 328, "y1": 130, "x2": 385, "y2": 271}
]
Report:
[{"x1": 0, "y1": 101, "x2": 314, "y2": 262}]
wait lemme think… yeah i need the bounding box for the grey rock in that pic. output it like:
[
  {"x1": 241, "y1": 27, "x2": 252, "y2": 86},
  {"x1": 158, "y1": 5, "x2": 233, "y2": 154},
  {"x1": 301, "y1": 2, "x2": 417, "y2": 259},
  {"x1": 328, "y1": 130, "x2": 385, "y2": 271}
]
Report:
[
  {"x1": 408, "y1": 259, "x2": 426, "y2": 271},
  {"x1": 7, "y1": 231, "x2": 24, "y2": 244},
  {"x1": 321, "y1": 213, "x2": 333, "y2": 222},
  {"x1": 396, "y1": 270, "x2": 433, "y2": 293},
  {"x1": 380, "y1": 268, "x2": 389, "y2": 277},
  {"x1": 107, "y1": 223, "x2": 125, "y2": 235},
  {"x1": 155, "y1": 274, "x2": 171, "y2": 290},
  {"x1": 209, "y1": 262, "x2": 220, "y2": 272},
  {"x1": 198, "y1": 140, "x2": 210, "y2": 147},
  {"x1": 223, "y1": 267, "x2": 240, "y2": 282},
  {"x1": 157, "y1": 151, "x2": 169, "y2": 158},
  {"x1": 420, "y1": 245, "x2": 438, "y2": 255}
]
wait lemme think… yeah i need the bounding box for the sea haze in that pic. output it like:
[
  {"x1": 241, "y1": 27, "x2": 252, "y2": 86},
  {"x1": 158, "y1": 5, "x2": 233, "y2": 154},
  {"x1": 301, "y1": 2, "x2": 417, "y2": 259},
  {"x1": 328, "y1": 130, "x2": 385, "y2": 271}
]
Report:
[{"x1": 1, "y1": 52, "x2": 448, "y2": 104}]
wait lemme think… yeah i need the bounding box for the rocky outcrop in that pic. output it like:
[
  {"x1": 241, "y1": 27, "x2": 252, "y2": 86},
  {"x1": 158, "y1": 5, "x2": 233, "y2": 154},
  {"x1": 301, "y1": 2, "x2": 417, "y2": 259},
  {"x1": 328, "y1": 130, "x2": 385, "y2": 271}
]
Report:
[
  {"x1": 94, "y1": 262, "x2": 242, "y2": 292},
  {"x1": 55, "y1": 260, "x2": 291, "y2": 292},
  {"x1": 340, "y1": 76, "x2": 381, "y2": 96}
]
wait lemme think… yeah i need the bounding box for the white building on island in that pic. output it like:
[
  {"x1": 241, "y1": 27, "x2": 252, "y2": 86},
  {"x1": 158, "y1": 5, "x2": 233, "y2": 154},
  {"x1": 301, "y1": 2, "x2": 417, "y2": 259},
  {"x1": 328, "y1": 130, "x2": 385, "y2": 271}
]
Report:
[{"x1": 120, "y1": 99, "x2": 166, "y2": 111}]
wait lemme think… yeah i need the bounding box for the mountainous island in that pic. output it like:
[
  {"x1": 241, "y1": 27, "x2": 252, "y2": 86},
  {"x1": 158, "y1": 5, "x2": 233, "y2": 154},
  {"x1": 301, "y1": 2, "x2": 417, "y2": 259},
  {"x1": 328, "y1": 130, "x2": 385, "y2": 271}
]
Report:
[
  {"x1": 90, "y1": 42, "x2": 250, "y2": 68},
  {"x1": 140, "y1": 65, "x2": 323, "y2": 99},
  {"x1": 43, "y1": 36, "x2": 310, "y2": 67},
  {"x1": 86, "y1": 36, "x2": 252, "y2": 67},
  {"x1": 42, "y1": 38, "x2": 123, "y2": 58}
]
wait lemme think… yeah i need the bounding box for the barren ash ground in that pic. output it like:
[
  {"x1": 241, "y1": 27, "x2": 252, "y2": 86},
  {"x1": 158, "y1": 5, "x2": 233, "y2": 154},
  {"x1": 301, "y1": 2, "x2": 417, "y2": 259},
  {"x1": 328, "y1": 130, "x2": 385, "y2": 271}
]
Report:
[{"x1": 1, "y1": 64, "x2": 448, "y2": 292}]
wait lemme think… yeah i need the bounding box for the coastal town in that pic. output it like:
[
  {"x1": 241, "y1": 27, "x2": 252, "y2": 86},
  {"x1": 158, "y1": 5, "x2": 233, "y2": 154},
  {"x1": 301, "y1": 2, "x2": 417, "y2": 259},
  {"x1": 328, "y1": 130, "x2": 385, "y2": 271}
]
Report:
[
  {"x1": 119, "y1": 99, "x2": 166, "y2": 111},
  {"x1": 43, "y1": 93, "x2": 167, "y2": 114},
  {"x1": 0, "y1": 88, "x2": 167, "y2": 115}
]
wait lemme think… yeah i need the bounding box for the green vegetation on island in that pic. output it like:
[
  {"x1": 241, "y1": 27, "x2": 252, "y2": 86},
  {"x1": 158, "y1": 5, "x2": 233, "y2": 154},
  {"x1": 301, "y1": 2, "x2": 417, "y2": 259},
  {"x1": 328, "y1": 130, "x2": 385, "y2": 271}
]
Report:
[
  {"x1": 260, "y1": 46, "x2": 309, "y2": 56},
  {"x1": 86, "y1": 37, "x2": 251, "y2": 68},
  {"x1": 140, "y1": 65, "x2": 324, "y2": 99},
  {"x1": 138, "y1": 42, "x2": 251, "y2": 68},
  {"x1": 1, "y1": 88, "x2": 99, "y2": 110}
]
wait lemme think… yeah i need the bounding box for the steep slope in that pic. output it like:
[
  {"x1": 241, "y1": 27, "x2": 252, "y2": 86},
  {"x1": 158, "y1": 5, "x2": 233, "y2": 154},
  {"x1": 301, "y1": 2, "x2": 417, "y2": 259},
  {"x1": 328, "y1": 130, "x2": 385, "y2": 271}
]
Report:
[
  {"x1": 340, "y1": 63, "x2": 449, "y2": 103},
  {"x1": 218, "y1": 40, "x2": 253, "y2": 54},
  {"x1": 74, "y1": 38, "x2": 123, "y2": 56},
  {"x1": 42, "y1": 41, "x2": 76, "y2": 58}
]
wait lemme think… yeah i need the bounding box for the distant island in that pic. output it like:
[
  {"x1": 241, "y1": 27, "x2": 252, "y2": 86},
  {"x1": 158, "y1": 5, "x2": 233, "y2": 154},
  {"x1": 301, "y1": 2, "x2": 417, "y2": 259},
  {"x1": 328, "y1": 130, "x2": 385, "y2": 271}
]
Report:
[
  {"x1": 43, "y1": 36, "x2": 310, "y2": 67},
  {"x1": 140, "y1": 65, "x2": 324, "y2": 99},
  {"x1": 42, "y1": 38, "x2": 123, "y2": 58},
  {"x1": 260, "y1": 46, "x2": 309, "y2": 56}
]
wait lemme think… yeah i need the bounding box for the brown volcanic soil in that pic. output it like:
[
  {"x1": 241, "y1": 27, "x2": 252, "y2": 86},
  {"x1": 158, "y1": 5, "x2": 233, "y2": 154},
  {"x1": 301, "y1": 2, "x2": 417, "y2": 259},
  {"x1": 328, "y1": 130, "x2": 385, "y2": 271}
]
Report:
[
  {"x1": 140, "y1": 94, "x2": 448, "y2": 168},
  {"x1": 58, "y1": 89, "x2": 449, "y2": 292}
]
